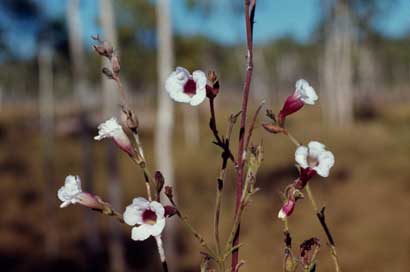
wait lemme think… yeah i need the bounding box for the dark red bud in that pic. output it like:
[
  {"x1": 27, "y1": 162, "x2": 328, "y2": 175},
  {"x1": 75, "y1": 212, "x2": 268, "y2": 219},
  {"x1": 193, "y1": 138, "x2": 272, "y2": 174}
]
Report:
[
  {"x1": 164, "y1": 205, "x2": 177, "y2": 217},
  {"x1": 278, "y1": 95, "x2": 304, "y2": 126},
  {"x1": 294, "y1": 168, "x2": 316, "y2": 189}
]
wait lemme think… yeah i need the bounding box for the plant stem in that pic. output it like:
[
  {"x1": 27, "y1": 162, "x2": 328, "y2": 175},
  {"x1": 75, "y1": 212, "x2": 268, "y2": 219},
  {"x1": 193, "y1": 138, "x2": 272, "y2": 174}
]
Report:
[
  {"x1": 214, "y1": 113, "x2": 239, "y2": 259},
  {"x1": 155, "y1": 235, "x2": 169, "y2": 272},
  {"x1": 232, "y1": 1, "x2": 256, "y2": 270},
  {"x1": 305, "y1": 184, "x2": 341, "y2": 272}
]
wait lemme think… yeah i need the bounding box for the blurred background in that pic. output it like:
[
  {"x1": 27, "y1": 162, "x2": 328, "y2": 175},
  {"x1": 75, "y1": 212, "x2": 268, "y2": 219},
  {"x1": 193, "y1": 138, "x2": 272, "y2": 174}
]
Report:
[{"x1": 0, "y1": 0, "x2": 409, "y2": 271}]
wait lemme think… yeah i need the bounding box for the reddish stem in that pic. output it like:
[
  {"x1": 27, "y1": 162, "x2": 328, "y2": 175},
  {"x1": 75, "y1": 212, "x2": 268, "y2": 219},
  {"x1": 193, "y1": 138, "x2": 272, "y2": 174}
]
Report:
[{"x1": 231, "y1": 0, "x2": 256, "y2": 270}]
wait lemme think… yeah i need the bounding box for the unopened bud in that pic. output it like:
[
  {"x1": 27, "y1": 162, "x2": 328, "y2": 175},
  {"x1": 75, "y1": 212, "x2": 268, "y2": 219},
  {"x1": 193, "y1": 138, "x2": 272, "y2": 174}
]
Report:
[
  {"x1": 111, "y1": 55, "x2": 120, "y2": 77},
  {"x1": 121, "y1": 107, "x2": 139, "y2": 133},
  {"x1": 206, "y1": 70, "x2": 220, "y2": 98},
  {"x1": 93, "y1": 40, "x2": 114, "y2": 59},
  {"x1": 164, "y1": 185, "x2": 173, "y2": 199},
  {"x1": 262, "y1": 123, "x2": 284, "y2": 134},
  {"x1": 300, "y1": 237, "x2": 321, "y2": 268},
  {"x1": 155, "y1": 171, "x2": 165, "y2": 196},
  {"x1": 102, "y1": 67, "x2": 114, "y2": 80},
  {"x1": 164, "y1": 205, "x2": 177, "y2": 217}
]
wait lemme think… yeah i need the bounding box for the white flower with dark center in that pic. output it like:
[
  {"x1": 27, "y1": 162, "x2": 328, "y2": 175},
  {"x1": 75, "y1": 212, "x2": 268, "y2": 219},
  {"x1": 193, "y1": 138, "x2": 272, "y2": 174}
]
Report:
[
  {"x1": 123, "y1": 197, "x2": 166, "y2": 241},
  {"x1": 294, "y1": 79, "x2": 318, "y2": 105},
  {"x1": 94, "y1": 118, "x2": 134, "y2": 156},
  {"x1": 58, "y1": 175, "x2": 83, "y2": 208},
  {"x1": 295, "y1": 141, "x2": 335, "y2": 177},
  {"x1": 165, "y1": 67, "x2": 207, "y2": 106}
]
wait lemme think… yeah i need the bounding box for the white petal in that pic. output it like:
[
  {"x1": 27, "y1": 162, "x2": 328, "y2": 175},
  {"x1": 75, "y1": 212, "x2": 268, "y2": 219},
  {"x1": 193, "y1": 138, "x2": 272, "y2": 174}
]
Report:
[
  {"x1": 132, "y1": 197, "x2": 150, "y2": 208},
  {"x1": 150, "y1": 201, "x2": 165, "y2": 219},
  {"x1": 150, "y1": 218, "x2": 166, "y2": 236},
  {"x1": 170, "y1": 89, "x2": 192, "y2": 103},
  {"x1": 60, "y1": 201, "x2": 71, "y2": 208},
  {"x1": 123, "y1": 205, "x2": 143, "y2": 226},
  {"x1": 165, "y1": 72, "x2": 185, "y2": 95},
  {"x1": 192, "y1": 70, "x2": 207, "y2": 89},
  {"x1": 58, "y1": 175, "x2": 82, "y2": 202},
  {"x1": 131, "y1": 225, "x2": 152, "y2": 241},
  {"x1": 123, "y1": 197, "x2": 149, "y2": 226},
  {"x1": 94, "y1": 118, "x2": 123, "y2": 140},
  {"x1": 190, "y1": 88, "x2": 206, "y2": 106},
  {"x1": 295, "y1": 146, "x2": 309, "y2": 168},
  {"x1": 302, "y1": 85, "x2": 318, "y2": 105},
  {"x1": 315, "y1": 151, "x2": 335, "y2": 177},
  {"x1": 308, "y1": 141, "x2": 326, "y2": 158},
  {"x1": 295, "y1": 79, "x2": 318, "y2": 105},
  {"x1": 278, "y1": 209, "x2": 286, "y2": 220}
]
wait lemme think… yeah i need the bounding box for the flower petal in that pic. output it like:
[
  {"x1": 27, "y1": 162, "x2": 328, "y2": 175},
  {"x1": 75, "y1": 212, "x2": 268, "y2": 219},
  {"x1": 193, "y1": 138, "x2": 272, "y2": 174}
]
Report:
[
  {"x1": 192, "y1": 70, "x2": 207, "y2": 89},
  {"x1": 131, "y1": 225, "x2": 152, "y2": 241},
  {"x1": 295, "y1": 146, "x2": 309, "y2": 168},
  {"x1": 295, "y1": 79, "x2": 318, "y2": 105},
  {"x1": 150, "y1": 201, "x2": 165, "y2": 219},
  {"x1": 132, "y1": 197, "x2": 150, "y2": 208},
  {"x1": 315, "y1": 151, "x2": 335, "y2": 177},
  {"x1": 150, "y1": 218, "x2": 166, "y2": 237},
  {"x1": 307, "y1": 141, "x2": 325, "y2": 158},
  {"x1": 189, "y1": 88, "x2": 206, "y2": 106}
]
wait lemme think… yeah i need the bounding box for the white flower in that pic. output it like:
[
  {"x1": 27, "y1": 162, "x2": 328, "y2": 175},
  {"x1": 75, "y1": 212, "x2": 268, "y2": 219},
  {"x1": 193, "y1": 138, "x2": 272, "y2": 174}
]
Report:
[
  {"x1": 165, "y1": 67, "x2": 207, "y2": 106},
  {"x1": 294, "y1": 79, "x2": 318, "y2": 105},
  {"x1": 295, "y1": 141, "x2": 335, "y2": 177},
  {"x1": 94, "y1": 118, "x2": 134, "y2": 156},
  {"x1": 123, "y1": 197, "x2": 166, "y2": 241},
  {"x1": 58, "y1": 175, "x2": 82, "y2": 208}
]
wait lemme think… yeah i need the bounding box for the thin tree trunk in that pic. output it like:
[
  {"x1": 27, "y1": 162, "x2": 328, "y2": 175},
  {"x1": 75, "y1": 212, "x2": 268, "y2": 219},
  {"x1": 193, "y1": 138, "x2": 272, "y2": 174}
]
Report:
[
  {"x1": 321, "y1": 0, "x2": 354, "y2": 127},
  {"x1": 66, "y1": 0, "x2": 101, "y2": 260},
  {"x1": 183, "y1": 107, "x2": 200, "y2": 147},
  {"x1": 99, "y1": 1, "x2": 127, "y2": 272},
  {"x1": 155, "y1": 0, "x2": 177, "y2": 269},
  {"x1": 252, "y1": 47, "x2": 270, "y2": 104},
  {"x1": 38, "y1": 44, "x2": 58, "y2": 258}
]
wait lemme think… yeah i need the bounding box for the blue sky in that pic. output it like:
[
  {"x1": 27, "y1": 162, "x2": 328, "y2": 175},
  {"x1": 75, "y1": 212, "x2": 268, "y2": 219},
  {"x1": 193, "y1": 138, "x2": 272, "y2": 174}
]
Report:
[{"x1": 1, "y1": 0, "x2": 410, "y2": 58}]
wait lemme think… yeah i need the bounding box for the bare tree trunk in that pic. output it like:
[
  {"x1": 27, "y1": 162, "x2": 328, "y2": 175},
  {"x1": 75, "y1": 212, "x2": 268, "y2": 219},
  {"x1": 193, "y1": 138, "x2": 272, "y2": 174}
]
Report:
[
  {"x1": 183, "y1": 107, "x2": 200, "y2": 147},
  {"x1": 358, "y1": 45, "x2": 378, "y2": 101},
  {"x1": 321, "y1": 0, "x2": 354, "y2": 127},
  {"x1": 99, "y1": 1, "x2": 127, "y2": 272},
  {"x1": 155, "y1": 0, "x2": 177, "y2": 269},
  {"x1": 38, "y1": 44, "x2": 58, "y2": 258},
  {"x1": 66, "y1": 0, "x2": 101, "y2": 261},
  {"x1": 252, "y1": 47, "x2": 270, "y2": 104}
]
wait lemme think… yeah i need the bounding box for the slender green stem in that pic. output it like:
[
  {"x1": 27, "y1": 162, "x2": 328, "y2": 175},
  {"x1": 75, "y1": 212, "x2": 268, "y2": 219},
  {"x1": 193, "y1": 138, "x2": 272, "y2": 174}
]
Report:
[
  {"x1": 283, "y1": 130, "x2": 301, "y2": 147},
  {"x1": 305, "y1": 184, "x2": 318, "y2": 212}
]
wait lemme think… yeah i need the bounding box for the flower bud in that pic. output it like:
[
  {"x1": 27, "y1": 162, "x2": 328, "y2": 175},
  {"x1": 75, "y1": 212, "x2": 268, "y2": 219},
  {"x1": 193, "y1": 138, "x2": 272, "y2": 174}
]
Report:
[
  {"x1": 77, "y1": 192, "x2": 106, "y2": 210},
  {"x1": 164, "y1": 205, "x2": 177, "y2": 217},
  {"x1": 278, "y1": 199, "x2": 296, "y2": 220},
  {"x1": 262, "y1": 123, "x2": 285, "y2": 134},
  {"x1": 164, "y1": 185, "x2": 173, "y2": 200},
  {"x1": 93, "y1": 40, "x2": 114, "y2": 59},
  {"x1": 206, "y1": 70, "x2": 220, "y2": 99},
  {"x1": 155, "y1": 171, "x2": 165, "y2": 196}
]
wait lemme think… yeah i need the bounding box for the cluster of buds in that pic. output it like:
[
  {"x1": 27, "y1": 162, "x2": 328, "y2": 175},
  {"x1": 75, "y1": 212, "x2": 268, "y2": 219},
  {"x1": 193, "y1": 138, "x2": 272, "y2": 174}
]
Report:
[
  {"x1": 263, "y1": 79, "x2": 318, "y2": 133},
  {"x1": 92, "y1": 35, "x2": 120, "y2": 80},
  {"x1": 300, "y1": 237, "x2": 321, "y2": 269}
]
